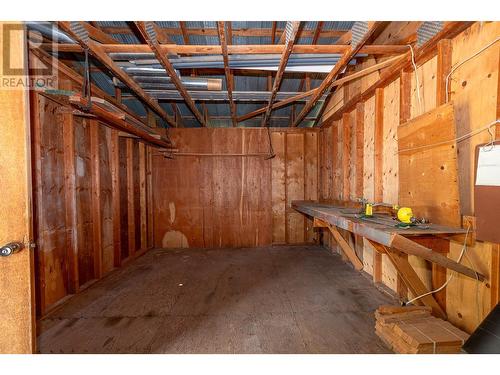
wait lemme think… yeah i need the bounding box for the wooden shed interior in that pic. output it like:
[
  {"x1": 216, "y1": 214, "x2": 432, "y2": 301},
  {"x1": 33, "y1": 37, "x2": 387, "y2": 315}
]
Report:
[{"x1": 0, "y1": 18, "x2": 499, "y2": 355}]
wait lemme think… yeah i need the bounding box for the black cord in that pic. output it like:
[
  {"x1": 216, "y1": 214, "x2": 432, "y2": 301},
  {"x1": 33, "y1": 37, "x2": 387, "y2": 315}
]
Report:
[
  {"x1": 265, "y1": 125, "x2": 276, "y2": 160},
  {"x1": 81, "y1": 46, "x2": 92, "y2": 111}
]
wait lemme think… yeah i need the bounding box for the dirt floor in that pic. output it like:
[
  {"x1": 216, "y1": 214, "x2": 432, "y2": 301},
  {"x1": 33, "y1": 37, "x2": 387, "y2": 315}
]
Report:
[{"x1": 37, "y1": 245, "x2": 396, "y2": 353}]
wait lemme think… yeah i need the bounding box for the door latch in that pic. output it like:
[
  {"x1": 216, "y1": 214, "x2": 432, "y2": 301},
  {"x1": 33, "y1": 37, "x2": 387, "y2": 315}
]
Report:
[{"x1": 0, "y1": 242, "x2": 24, "y2": 257}]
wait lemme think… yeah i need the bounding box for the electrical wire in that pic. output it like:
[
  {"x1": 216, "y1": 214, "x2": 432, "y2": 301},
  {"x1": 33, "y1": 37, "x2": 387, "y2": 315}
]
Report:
[
  {"x1": 405, "y1": 224, "x2": 472, "y2": 305},
  {"x1": 445, "y1": 36, "x2": 500, "y2": 103},
  {"x1": 397, "y1": 119, "x2": 499, "y2": 154},
  {"x1": 408, "y1": 44, "x2": 423, "y2": 115}
]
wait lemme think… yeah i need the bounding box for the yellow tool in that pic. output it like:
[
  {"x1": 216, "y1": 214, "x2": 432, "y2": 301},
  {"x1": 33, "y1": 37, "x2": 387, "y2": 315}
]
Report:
[{"x1": 362, "y1": 201, "x2": 415, "y2": 224}]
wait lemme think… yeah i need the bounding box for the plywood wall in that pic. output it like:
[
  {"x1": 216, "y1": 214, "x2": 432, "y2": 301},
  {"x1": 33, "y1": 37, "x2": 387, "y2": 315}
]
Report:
[
  {"x1": 32, "y1": 93, "x2": 154, "y2": 316},
  {"x1": 152, "y1": 128, "x2": 319, "y2": 249},
  {"x1": 318, "y1": 21, "x2": 500, "y2": 333}
]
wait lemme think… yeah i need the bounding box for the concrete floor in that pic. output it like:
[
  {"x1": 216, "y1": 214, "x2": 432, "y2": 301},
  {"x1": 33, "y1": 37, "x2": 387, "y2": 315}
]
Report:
[{"x1": 37, "y1": 245, "x2": 396, "y2": 353}]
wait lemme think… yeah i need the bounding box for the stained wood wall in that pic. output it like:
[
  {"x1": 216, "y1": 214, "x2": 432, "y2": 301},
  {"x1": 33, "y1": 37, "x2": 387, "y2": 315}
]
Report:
[
  {"x1": 319, "y1": 21, "x2": 500, "y2": 333},
  {"x1": 152, "y1": 128, "x2": 319, "y2": 249},
  {"x1": 32, "y1": 92, "x2": 154, "y2": 316}
]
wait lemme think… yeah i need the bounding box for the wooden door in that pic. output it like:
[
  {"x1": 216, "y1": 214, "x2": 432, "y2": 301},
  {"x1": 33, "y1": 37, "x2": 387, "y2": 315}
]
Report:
[{"x1": 0, "y1": 22, "x2": 36, "y2": 353}]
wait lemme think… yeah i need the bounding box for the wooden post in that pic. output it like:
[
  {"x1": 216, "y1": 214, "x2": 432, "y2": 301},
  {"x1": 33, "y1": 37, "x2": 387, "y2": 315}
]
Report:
[
  {"x1": 110, "y1": 130, "x2": 121, "y2": 267},
  {"x1": 355, "y1": 102, "x2": 364, "y2": 198},
  {"x1": 126, "y1": 139, "x2": 136, "y2": 257},
  {"x1": 139, "y1": 143, "x2": 147, "y2": 251},
  {"x1": 399, "y1": 70, "x2": 412, "y2": 124},
  {"x1": 436, "y1": 39, "x2": 452, "y2": 106},
  {"x1": 89, "y1": 121, "x2": 103, "y2": 279},
  {"x1": 62, "y1": 114, "x2": 79, "y2": 293},
  {"x1": 342, "y1": 113, "x2": 351, "y2": 201},
  {"x1": 374, "y1": 88, "x2": 384, "y2": 203},
  {"x1": 0, "y1": 22, "x2": 36, "y2": 353}
]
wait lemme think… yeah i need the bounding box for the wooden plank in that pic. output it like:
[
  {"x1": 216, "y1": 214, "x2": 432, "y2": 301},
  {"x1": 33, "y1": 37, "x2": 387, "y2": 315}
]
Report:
[
  {"x1": 110, "y1": 130, "x2": 122, "y2": 267},
  {"x1": 390, "y1": 234, "x2": 484, "y2": 281},
  {"x1": 293, "y1": 22, "x2": 387, "y2": 126},
  {"x1": 52, "y1": 42, "x2": 408, "y2": 55},
  {"x1": 217, "y1": 21, "x2": 237, "y2": 127},
  {"x1": 374, "y1": 88, "x2": 384, "y2": 202},
  {"x1": 436, "y1": 39, "x2": 452, "y2": 106},
  {"x1": 57, "y1": 22, "x2": 176, "y2": 127},
  {"x1": 0, "y1": 22, "x2": 35, "y2": 352},
  {"x1": 135, "y1": 22, "x2": 206, "y2": 127},
  {"x1": 325, "y1": 222, "x2": 363, "y2": 270},
  {"x1": 286, "y1": 132, "x2": 305, "y2": 244},
  {"x1": 304, "y1": 131, "x2": 319, "y2": 242},
  {"x1": 126, "y1": 139, "x2": 136, "y2": 257},
  {"x1": 262, "y1": 21, "x2": 300, "y2": 126},
  {"x1": 89, "y1": 121, "x2": 103, "y2": 279},
  {"x1": 342, "y1": 113, "x2": 351, "y2": 200},
  {"x1": 377, "y1": 244, "x2": 447, "y2": 319},
  {"x1": 139, "y1": 143, "x2": 147, "y2": 251},
  {"x1": 355, "y1": 103, "x2": 364, "y2": 198},
  {"x1": 271, "y1": 132, "x2": 286, "y2": 244},
  {"x1": 62, "y1": 114, "x2": 79, "y2": 293},
  {"x1": 399, "y1": 70, "x2": 412, "y2": 124},
  {"x1": 146, "y1": 146, "x2": 154, "y2": 248},
  {"x1": 398, "y1": 102, "x2": 461, "y2": 226},
  {"x1": 382, "y1": 78, "x2": 400, "y2": 204}
]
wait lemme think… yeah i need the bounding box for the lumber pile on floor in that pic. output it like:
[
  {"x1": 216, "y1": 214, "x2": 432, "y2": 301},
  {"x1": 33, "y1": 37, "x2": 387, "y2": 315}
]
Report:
[{"x1": 375, "y1": 305, "x2": 469, "y2": 354}]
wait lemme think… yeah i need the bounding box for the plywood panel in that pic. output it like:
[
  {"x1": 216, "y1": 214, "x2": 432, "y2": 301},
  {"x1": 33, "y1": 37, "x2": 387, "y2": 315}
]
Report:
[
  {"x1": 382, "y1": 78, "x2": 400, "y2": 204},
  {"x1": 410, "y1": 56, "x2": 438, "y2": 119},
  {"x1": 118, "y1": 138, "x2": 130, "y2": 259},
  {"x1": 398, "y1": 103, "x2": 461, "y2": 226}
]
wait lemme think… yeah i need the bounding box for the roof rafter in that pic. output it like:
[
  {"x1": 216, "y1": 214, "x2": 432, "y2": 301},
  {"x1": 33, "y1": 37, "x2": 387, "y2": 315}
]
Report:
[
  {"x1": 292, "y1": 22, "x2": 387, "y2": 127},
  {"x1": 57, "y1": 21, "x2": 176, "y2": 127},
  {"x1": 217, "y1": 21, "x2": 237, "y2": 127},
  {"x1": 262, "y1": 21, "x2": 301, "y2": 127},
  {"x1": 135, "y1": 21, "x2": 207, "y2": 127}
]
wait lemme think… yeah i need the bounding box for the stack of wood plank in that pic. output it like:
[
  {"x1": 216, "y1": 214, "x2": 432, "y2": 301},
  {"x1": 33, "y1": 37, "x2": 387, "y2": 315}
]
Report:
[{"x1": 375, "y1": 305, "x2": 469, "y2": 354}]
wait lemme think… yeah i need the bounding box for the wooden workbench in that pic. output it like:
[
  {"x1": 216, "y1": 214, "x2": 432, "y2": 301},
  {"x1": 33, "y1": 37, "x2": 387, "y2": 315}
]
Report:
[{"x1": 292, "y1": 200, "x2": 484, "y2": 319}]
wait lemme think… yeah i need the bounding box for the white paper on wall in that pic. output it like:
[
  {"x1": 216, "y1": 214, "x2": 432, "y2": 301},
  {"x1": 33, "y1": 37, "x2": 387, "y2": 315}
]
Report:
[{"x1": 476, "y1": 145, "x2": 500, "y2": 186}]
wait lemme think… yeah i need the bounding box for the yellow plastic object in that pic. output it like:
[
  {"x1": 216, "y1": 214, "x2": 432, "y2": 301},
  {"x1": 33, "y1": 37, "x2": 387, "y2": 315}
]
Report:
[
  {"x1": 397, "y1": 207, "x2": 414, "y2": 224},
  {"x1": 365, "y1": 203, "x2": 373, "y2": 216}
]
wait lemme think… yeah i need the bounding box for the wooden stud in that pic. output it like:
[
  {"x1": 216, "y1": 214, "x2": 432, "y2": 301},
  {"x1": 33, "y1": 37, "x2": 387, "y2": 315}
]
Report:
[
  {"x1": 399, "y1": 70, "x2": 412, "y2": 124},
  {"x1": 326, "y1": 222, "x2": 364, "y2": 270},
  {"x1": 110, "y1": 130, "x2": 122, "y2": 267},
  {"x1": 374, "y1": 88, "x2": 384, "y2": 202},
  {"x1": 139, "y1": 143, "x2": 147, "y2": 251},
  {"x1": 62, "y1": 114, "x2": 79, "y2": 293},
  {"x1": 342, "y1": 113, "x2": 351, "y2": 200},
  {"x1": 355, "y1": 102, "x2": 364, "y2": 198},
  {"x1": 436, "y1": 39, "x2": 452, "y2": 106},
  {"x1": 126, "y1": 139, "x2": 136, "y2": 258},
  {"x1": 89, "y1": 120, "x2": 103, "y2": 279}
]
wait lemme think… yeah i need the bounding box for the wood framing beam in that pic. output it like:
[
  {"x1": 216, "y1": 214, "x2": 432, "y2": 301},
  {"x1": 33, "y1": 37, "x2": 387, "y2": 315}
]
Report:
[
  {"x1": 390, "y1": 234, "x2": 485, "y2": 282},
  {"x1": 271, "y1": 22, "x2": 277, "y2": 44},
  {"x1": 179, "y1": 22, "x2": 190, "y2": 45},
  {"x1": 135, "y1": 21, "x2": 206, "y2": 127},
  {"x1": 328, "y1": 223, "x2": 364, "y2": 270},
  {"x1": 381, "y1": 244, "x2": 447, "y2": 319},
  {"x1": 217, "y1": 21, "x2": 237, "y2": 127},
  {"x1": 47, "y1": 43, "x2": 409, "y2": 55},
  {"x1": 293, "y1": 22, "x2": 387, "y2": 127},
  {"x1": 57, "y1": 21, "x2": 176, "y2": 127},
  {"x1": 262, "y1": 21, "x2": 300, "y2": 126},
  {"x1": 321, "y1": 22, "x2": 473, "y2": 123}
]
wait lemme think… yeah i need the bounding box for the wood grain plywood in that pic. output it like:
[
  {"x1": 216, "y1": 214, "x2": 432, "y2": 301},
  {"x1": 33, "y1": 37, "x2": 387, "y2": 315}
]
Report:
[
  {"x1": 271, "y1": 132, "x2": 286, "y2": 244},
  {"x1": 382, "y1": 78, "x2": 400, "y2": 204},
  {"x1": 398, "y1": 102, "x2": 461, "y2": 226},
  {"x1": 410, "y1": 56, "x2": 438, "y2": 119},
  {"x1": 363, "y1": 96, "x2": 376, "y2": 201},
  {"x1": 286, "y1": 132, "x2": 305, "y2": 244}
]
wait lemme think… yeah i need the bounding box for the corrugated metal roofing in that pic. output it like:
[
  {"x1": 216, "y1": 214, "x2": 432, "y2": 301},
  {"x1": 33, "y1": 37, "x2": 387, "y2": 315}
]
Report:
[{"x1": 80, "y1": 21, "x2": 356, "y2": 127}]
